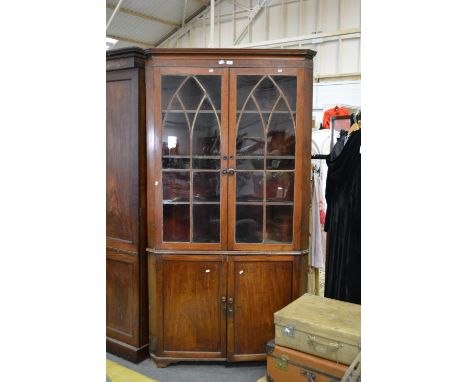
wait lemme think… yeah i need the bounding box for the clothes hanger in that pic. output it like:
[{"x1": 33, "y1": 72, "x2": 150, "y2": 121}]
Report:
[{"x1": 348, "y1": 111, "x2": 361, "y2": 134}]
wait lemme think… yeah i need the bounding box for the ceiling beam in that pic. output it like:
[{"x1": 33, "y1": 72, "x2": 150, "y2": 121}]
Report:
[
  {"x1": 106, "y1": 34, "x2": 154, "y2": 48},
  {"x1": 106, "y1": 3, "x2": 180, "y2": 27}
]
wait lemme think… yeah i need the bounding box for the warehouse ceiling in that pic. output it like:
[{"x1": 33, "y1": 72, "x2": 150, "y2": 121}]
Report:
[{"x1": 106, "y1": 0, "x2": 210, "y2": 49}]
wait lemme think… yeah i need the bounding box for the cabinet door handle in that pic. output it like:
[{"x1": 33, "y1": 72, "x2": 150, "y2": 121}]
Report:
[
  {"x1": 227, "y1": 168, "x2": 235, "y2": 175},
  {"x1": 222, "y1": 169, "x2": 228, "y2": 175},
  {"x1": 227, "y1": 297, "x2": 234, "y2": 313},
  {"x1": 221, "y1": 296, "x2": 227, "y2": 311}
]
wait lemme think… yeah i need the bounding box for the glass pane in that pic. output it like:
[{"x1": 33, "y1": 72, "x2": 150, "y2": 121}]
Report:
[
  {"x1": 178, "y1": 77, "x2": 205, "y2": 110},
  {"x1": 197, "y1": 76, "x2": 221, "y2": 110},
  {"x1": 162, "y1": 76, "x2": 185, "y2": 110},
  {"x1": 266, "y1": 158, "x2": 295, "y2": 170},
  {"x1": 192, "y1": 105, "x2": 220, "y2": 155},
  {"x1": 266, "y1": 172, "x2": 294, "y2": 202},
  {"x1": 162, "y1": 112, "x2": 190, "y2": 156},
  {"x1": 265, "y1": 205, "x2": 293, "y2": 243},
  {"x1": 236, "y1": 205, "x2": 263, "y2": 243},
  {"x1": 163, "y1": 204, "x2": 190, "y2": 242},
  {"x1": 163, "y1": 172, "x2": 190, "y2": 202},
  {"x1": 163, "y1": 157, "x2": 190, "y2": 169},
  {"x1": 237, "y1": 158, "x2": 264, "y2": 170},
  {"x1": 193, "y1": 204, "x2": 220, "y2": 243},
  {"x1": 236, "y1": 113, "x2": 264, "y2": 156},
  {"x1": 237, "y1": 76, "x2": 263, "y2": 109},
  {"x1": 193, "y1": 172, "x2": 220, "y2": 202},
  {"x1": 254, "y1": 77, "x2": 279, "y2": 111},
  {"x1": 267, "y1": 110, "x2": 295, "y2": 156},
  {"x1": 272, "y1": 76, "x2": 297, "y2": 111},
  {"x1": 236, "y1": 172, "x2": 264, "y2": 202},
  {"x1": 193, "y1": 158, "x2": 220, "y2": 169}
]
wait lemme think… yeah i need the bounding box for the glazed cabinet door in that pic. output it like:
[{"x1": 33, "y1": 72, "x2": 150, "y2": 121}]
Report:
[
  {"x1": 148, "y1": 67, "x2": 229, "y2": 250},
  {"x1": 227, "y1": 256, "x2": 295, "y2": 361},
  {"x1": 153, "y1": 255, "x2": 227, "y2": 359},
  {"x1": 227, "y1": 68, "x2": 307, "y2": 251}
]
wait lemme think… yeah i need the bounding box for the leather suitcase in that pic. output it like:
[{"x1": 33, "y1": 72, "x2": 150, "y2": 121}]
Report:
[
  {"x1": 266, "y1": 340, "x2": 347, "y2": 382},
  {"x1": 274, "y1": 293, "x2": 360, "y2": 365}
]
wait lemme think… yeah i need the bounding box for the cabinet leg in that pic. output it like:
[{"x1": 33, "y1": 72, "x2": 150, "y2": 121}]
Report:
[{"x1": 151, "y1": 357, "x2": 174, "y2": 368}]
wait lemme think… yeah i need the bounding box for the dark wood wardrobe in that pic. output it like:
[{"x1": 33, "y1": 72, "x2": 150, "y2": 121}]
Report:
[
  {"x1": 106, "y1": 47, "x2": 148, "y2": 362},
  {"x1": 144, "y1": 48, "x2": 316, "y2": 366}
]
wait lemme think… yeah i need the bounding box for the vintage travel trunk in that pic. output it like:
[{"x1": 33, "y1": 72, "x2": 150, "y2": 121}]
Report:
[
  {"x1": 274, "y1": 293, "x2": 360, "y2": 365},
  {"x1": 266, "y1": 340, "x2": 347, "y2": 382}
]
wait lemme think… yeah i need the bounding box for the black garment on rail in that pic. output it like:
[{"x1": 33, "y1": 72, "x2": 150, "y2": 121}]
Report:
[{"x1": 324, "y1": 129, "x2": 361, "y2": 304}]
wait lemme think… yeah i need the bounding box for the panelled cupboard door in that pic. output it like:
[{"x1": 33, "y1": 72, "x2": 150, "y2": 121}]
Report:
[
  {"x1": 107, "y1": 70, "x2": 140, "y2": 252},
  {"x1": 106, "y1": 250, "x2": 140, "y2": 346},
  {"x1": 227, "y1": 256, "x2": 294, "y2": 361},
  {"x1": 227, "y1": 68, "x2": 306, "y2": 251},
  {"x1": 151, "y1": 67, "x2": 229, "y2": 250},
  {"x1": 156, "y1": 255, "x2": 227, "y2": 359}
]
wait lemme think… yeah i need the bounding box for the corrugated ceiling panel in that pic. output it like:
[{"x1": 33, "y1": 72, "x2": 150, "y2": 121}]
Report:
[
  {"x1": 107, "y1": 8, "x2": 173, "y2": 45},
  {"x1": 106, "y1": 0, "x2": 206, "y2": 46}
]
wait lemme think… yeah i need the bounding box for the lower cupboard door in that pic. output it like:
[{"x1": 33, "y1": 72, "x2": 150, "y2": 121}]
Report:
[
  {"x1": 158, "y1": 255, "x2": 227, "y2": 359},
  {"x1": 227, "y1": 257, "x2": 294, "y2": 361}
]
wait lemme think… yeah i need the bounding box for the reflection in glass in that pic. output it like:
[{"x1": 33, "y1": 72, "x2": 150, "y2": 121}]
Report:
[
  {"x1": 237, "y1": 158, "x2": 264, "y2": 170},
  {"x1": 267, "y1": 110, "x2": 295, "y2": 156},
  {"x1": 272, "y1": 76, "x2": 297, "y2": 111},
  {"x1": 163, "y1": 172, "x2": 190, "y2": 202},
  {"x1": 161, "y1": 76, "x2": 185, "y2": 110},
  {"x1": 236, "y1": 205, "x2": 263, "y2": 243},
  {"x1": 266, "y1": 158, "x2": 295, "y2": 170},
  {"x1": 254, "y1": 77, "x2": 280, "y2": 111},
  {"x1": 265, "y1": 205, "x2": 293, "y2": 243},
  {"x1": 178, "y1": 77, "x2": 204, "y2": 110},
  {"x1": 237, "y1": 76, "x2": 263, "y2": 108},
  {"x1": 197, "y1": 76, "x2": 221, "y2": 110},
  {"x1": 163, "y1": 157, "x2": 190, "y2": 169},
  {"x1": 192, "y1": 106, "x2": 220, "y2": 155},
  {"x1": 193, "y1": 204, "x2": 220, "y2": 243},
  {"x1": 193, "y1": 172, "x2": 220, "y2": 202},
  {"x1": 163, "y1": 204, "x2": 190, "y2": 242},
  {"x1": 236, "y1": 113, "x2": 264, "y2": 156},
  {"x1": 162, "y1": 112, "x2": 190, "y2": 156},
  {"x1": 266, "y1": 172, "x2": 294, "y2": 202},
  {"x1": 192, "y1": 158, "x2": 220, "y2": 169},
  {"x1": 236, "y1": 172, "x2": 264, "y2": 202}
]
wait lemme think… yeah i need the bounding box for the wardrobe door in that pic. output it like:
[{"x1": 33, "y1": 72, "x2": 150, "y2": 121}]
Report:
[
  {"x1": 150, "y1": 67, "x2": 229, "y2": 251},
  {"x1": 154, "y1": 255, "x2": 227, "y2": 359},
  {"x1": 227, "y1": 256, "x2": 294, "y2": 361}
]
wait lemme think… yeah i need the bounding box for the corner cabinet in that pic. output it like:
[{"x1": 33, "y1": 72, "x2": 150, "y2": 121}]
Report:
[
  {"x1": 145, "y1": 49, "x2": 315, "y2": 366},
  {"x1": 106, "y1": 48, "x2": 148, "y2": 362}
]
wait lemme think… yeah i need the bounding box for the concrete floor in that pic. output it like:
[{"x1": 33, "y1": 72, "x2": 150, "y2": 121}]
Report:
[{"x1": 106, "y1": 353, "x2": 266, "y2": 382}]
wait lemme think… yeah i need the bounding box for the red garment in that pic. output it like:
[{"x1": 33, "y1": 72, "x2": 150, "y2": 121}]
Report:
[
  {"x1": 322, "y1": 106, "x2": 349, "y2": 129},
  {"x1": 320, "y1": 209, "x2": 326, "y2": 226}
]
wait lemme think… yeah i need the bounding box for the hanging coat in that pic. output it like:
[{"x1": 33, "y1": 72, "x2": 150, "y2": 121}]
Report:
[{"x1": 324, "y1": 129, "x2": 361, "y2": 304}]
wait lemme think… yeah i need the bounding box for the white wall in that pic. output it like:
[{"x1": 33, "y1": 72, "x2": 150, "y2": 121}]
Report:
[{"x1": 161, "y1": 0, "x2": 361, "y2": 80}]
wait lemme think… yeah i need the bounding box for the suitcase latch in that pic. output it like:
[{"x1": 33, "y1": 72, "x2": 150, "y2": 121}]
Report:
[
  {"x1": 275, "y1": 355, "x2": 289, "y2": 370},
  {"x1": 282, "y1": 325, "x2": 295, "y2": 337},
  {"x1": 300, "y1": 369, "x2": 317, "y2": 382}
]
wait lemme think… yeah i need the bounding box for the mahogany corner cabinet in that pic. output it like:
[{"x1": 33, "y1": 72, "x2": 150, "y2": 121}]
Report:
[{"x1": 145, "y1": 48, "x2": 316, "y2": 367}]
